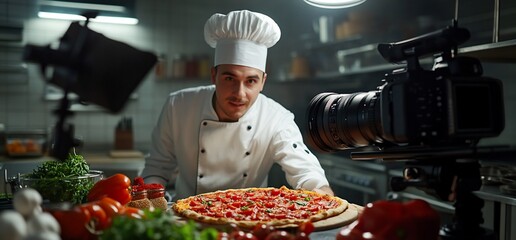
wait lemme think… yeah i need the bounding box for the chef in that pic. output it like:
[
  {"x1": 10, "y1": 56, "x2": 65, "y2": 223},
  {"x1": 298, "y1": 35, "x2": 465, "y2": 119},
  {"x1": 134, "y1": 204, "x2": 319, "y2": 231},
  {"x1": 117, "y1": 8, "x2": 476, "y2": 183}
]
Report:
[{"x1": 141, "y1": 10, "x2": 333, "y2": 201}]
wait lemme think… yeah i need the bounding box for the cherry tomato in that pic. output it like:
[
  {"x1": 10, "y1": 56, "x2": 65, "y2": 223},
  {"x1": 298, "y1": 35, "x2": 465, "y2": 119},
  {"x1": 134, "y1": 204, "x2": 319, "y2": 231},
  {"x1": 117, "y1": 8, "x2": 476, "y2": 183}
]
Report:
[
  {"x1": 235, "y1": 232, "x2": 259, "y2": 240},
  {"x1": 335, "y1": 223, "x2": 367, "y2": 240},
  {"x1": 294, "y1": 232, "x2": 310, "y2": 240},
  {"x1": 265, "y1": 230, "x2": 295, "y2": 240},
  {"x1": 229, "y1": 230, "x2": 247, "y2": 239},
  {"x1": 298, "y1": 221, "x2": 315, "y2": 236},
  {"x1": 218, "y1": 232, "x2": 230, "y2": 240},
  {"x1": 252, "y1": 224, "x2": 275, "y2": 240}
]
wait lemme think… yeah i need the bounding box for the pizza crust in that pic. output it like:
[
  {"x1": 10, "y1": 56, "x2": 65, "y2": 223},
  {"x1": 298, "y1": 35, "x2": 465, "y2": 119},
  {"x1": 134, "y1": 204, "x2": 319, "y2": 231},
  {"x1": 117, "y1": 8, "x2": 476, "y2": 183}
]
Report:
[{"x1": 172, "y1": 186, "x2": 349, "y2": 228}]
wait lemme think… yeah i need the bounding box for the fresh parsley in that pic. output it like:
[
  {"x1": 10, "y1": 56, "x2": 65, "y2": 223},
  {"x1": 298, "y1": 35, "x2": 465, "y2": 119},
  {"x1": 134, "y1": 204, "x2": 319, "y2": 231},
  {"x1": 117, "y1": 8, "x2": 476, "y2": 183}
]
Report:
[
  {"x1": 101, "y1": 209, "x2": 219, "y2": 240},
  {"x1": 25, "y1": 153, "x2": 92, "y2": 204}
]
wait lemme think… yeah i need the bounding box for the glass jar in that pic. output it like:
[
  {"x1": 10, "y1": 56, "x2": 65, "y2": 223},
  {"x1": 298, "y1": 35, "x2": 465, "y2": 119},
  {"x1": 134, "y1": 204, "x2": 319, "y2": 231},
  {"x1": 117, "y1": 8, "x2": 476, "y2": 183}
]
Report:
[
  {"x1": 147, "y1": 187, "x2": 168, "y2": 210},
  {"x1": 128, "y1": 189, "x2": 152, "y2": 209}
]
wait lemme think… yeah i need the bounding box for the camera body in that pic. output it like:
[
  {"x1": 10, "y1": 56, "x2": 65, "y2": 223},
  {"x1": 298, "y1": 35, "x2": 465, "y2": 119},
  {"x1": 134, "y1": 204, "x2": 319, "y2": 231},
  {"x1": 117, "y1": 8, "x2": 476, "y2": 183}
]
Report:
[
  {"x1": 378, "y1": 64, "x2": 504, "y2": 145},
  {"x1": 307, "y1": 23, "x2": 505, "y2": 152}
]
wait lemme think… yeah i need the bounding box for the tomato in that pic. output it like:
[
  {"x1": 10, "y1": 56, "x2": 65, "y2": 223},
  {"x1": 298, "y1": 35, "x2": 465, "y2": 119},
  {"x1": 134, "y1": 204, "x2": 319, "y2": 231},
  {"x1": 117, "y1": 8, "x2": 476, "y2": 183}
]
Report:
[
  {"x1": 87, "y1": 174, "x2": 132, "y2": 205},
  {"x1": 229, "y1": 230, "x2": 247, "y2": 239},
  {"x1": 264, "y1": 230, "x2": 294, "y2": 240},
  {"x1": 80, "y1": 202, "x2": 109, "y2": 230},
  {"x1": 225, "y1": 211, "x2": 234, "y2": 218},
  {"x1": 50, "y1": 206, "x2": 93, "y2": 240},
  {"x1": 252, "y1": 224, "x2": 275, "y2": 240},
  {"x1": 294, "y1": 232, "x2": 310, "y2": 240},
  {"x1": 97, "y1": 197, "x2": 123, "y2": 218},
  {"x1": 287, "y1": 194, "x2": 298, "y2": 201},
  {"x1": 118, "y1": 206, "x2": 144, "y2": 219},
  {"x1": 287, "y1": 203, "x2": 297, "y2": 211},
  {"x1": 335, "y1": 222, "x2": 367, "y2": 240},
  {"x1": 336, "y1": 199, "x2": 440, "y2": 240},
  {"x1": 218, "y1": 232, "x2": 230, "y2": 240},
  {"x1": 297, "y1": 221, "x2": 315, "y2": 236},
  {"x1": 270, "y1": 189, "x2": 281, "y2": 196}
]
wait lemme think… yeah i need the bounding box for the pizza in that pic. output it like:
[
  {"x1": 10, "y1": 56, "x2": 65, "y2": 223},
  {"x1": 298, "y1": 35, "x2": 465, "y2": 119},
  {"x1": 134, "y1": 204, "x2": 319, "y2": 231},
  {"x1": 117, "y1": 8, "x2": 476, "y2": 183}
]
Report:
[{"x1": 172, "y1": 186, "x2": 348, "y2": 228}]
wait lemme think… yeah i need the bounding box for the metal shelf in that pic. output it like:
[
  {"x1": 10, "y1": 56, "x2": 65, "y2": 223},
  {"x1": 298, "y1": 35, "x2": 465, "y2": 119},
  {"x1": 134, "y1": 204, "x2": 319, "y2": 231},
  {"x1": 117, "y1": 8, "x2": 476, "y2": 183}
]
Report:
[{"x1": 459, "y1": 39, "x2": 516, "y2": 62}]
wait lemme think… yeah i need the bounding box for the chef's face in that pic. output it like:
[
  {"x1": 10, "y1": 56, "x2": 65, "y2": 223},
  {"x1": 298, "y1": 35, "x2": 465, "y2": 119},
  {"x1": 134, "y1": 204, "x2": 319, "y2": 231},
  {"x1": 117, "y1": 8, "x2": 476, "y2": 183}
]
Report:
[{"x1": 211, "y1": 64, "x2": 266, "y2": 122}]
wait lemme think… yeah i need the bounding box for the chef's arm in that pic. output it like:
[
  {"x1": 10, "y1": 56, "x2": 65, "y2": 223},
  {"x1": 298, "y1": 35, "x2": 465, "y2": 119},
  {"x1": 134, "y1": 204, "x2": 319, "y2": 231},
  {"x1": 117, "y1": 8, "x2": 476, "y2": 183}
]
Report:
[{"x1": 313, "y1": 185, "x2": 334, "y2": 196}]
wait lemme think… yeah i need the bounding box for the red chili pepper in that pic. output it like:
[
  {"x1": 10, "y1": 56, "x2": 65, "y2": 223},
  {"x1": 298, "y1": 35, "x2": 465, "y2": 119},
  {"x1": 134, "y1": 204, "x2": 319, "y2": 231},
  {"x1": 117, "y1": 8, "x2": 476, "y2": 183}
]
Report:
[
  {"x1": 87, "y1": 174, "x2": 132, "y2": 205},
  {"x1": 336, "y1": 199, "x2": 440, "y2": 240}
]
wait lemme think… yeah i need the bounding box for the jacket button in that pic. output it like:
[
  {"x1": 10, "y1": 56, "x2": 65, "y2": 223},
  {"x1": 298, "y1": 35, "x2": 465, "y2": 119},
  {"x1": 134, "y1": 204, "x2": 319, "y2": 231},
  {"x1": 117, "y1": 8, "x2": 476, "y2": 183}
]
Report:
[
  {"x1": 199, "y1": 174, "x2": 204, "y2": 178},
  {"x1": 243, "y1": 173, "x2": 248, "y2": 177},
  {"x1": 245, "y1": 152, "x2": 250, "y2": 156},
  {"x1": 247, "y1": 125, "x2": 252, "y2": 131},
  {"x1": 201, "y1": 149, "x2": 206, "y2": 153},
  {"x1": 293, "y1": 143, "x2": 297, "y2": 148},
  {"x1": 203, "y1": 122, "x2": 207, "y2": 126}
]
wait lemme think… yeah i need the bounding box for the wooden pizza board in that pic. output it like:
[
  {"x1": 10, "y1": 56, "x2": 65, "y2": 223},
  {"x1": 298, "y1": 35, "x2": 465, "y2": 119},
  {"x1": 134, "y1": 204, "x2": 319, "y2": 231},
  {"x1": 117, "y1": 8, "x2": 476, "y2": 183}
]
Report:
[{"x1": 312, "y1": 203, "x2": 361, "y2": 231}]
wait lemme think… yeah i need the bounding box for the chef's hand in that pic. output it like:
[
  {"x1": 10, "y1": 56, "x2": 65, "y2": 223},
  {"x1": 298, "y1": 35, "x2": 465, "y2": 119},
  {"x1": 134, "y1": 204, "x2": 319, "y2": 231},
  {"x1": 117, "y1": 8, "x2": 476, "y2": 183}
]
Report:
[{"x1": 313, "y1": 185, "x2": 334, "y2": 196}]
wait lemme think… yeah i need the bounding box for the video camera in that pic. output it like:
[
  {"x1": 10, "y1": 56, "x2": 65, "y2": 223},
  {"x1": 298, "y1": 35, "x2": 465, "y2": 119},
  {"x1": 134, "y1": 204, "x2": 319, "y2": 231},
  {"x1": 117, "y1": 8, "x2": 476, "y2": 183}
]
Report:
[
  {"x1": 307, "y1": 22, "x2": 505, "y2": 153},
  {"x1": 307, "y1": 21, "x2": 508, "y2": 239}
]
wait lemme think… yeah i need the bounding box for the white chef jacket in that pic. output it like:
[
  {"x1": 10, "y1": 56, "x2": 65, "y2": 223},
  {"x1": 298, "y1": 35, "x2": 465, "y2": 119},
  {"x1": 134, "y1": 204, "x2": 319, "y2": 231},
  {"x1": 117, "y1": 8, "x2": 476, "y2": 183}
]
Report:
[{"x1": 141, "y1": 85, "x2": 330, "y2": 201}]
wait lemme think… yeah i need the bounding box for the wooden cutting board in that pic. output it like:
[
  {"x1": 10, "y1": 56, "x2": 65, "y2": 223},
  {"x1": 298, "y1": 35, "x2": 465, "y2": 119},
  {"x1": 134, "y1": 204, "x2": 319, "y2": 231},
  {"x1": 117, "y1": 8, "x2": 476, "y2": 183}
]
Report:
[{"x1": 312, "y1": 204, "x2": 361, "y2": 231}]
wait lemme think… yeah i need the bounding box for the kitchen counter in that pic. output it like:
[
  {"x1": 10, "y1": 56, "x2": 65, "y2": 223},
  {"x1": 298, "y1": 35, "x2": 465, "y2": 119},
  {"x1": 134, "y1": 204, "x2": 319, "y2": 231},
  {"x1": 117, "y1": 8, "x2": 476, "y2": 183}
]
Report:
[{"x1": 0, "y1": 151, "x2": 146, "y2": 193}]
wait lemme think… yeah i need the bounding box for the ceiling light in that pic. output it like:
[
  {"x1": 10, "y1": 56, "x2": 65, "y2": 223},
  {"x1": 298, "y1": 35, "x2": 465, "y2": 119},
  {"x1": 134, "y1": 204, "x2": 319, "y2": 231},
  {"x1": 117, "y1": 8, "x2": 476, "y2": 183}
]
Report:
[
  {"x1": 38, "y1": 12, "x2": 138, "y2": 25},
  {"x1": 304, "y1": 0, "x2": 366, "y2": 9},
  {"x1": 37, "y1": 0, "x2": 138, "y2": 25}
]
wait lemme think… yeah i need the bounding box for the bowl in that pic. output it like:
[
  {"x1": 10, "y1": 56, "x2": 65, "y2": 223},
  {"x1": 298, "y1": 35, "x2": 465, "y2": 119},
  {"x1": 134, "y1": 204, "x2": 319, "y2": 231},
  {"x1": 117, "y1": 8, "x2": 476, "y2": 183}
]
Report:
[{"x1": 18, "y1": 170, "x2": 103, "y2": 204}]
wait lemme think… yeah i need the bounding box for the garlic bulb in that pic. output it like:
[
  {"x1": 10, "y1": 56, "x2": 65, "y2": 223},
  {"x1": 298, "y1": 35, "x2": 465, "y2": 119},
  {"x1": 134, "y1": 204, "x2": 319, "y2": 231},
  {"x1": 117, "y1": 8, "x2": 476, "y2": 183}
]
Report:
[
  {"x1": 27, "y1": 212, "x2": 61, "y2": 236},
  {"x1": 0, "y1": 210, "x2": 28, "y2": 240},
  {"x1": 13, "y1": 188, "x2": 43, "y2": 218}
]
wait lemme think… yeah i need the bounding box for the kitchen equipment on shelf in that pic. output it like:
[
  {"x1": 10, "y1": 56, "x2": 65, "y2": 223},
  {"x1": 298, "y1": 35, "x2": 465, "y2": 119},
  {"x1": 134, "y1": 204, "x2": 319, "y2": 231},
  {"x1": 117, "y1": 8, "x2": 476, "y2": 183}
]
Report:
[
  {"x1": 114, "y1": 117, "x2": 133, "y2": 150},
  {"x1": 5, "y1": 129, "x2": 48, "y2": 158}
]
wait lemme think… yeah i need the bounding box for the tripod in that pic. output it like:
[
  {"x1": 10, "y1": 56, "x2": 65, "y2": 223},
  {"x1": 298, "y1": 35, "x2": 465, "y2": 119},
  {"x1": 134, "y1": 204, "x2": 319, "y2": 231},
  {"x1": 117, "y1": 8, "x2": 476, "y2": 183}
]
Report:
[{"x1": 391, "y1": 159, "x2": 495, "y2": 240}]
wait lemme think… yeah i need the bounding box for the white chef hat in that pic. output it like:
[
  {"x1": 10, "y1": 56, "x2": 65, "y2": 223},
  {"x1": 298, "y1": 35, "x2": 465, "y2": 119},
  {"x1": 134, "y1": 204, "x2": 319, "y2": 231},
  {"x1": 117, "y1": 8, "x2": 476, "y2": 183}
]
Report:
[{"x1": 204, "y1": 10, "x2": 281, "y2": 72}]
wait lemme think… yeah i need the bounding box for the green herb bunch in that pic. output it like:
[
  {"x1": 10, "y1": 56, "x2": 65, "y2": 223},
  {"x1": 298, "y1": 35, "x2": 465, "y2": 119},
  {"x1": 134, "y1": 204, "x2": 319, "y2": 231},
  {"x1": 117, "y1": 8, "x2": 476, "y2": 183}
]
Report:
[
  {"x1": 25, "y1": 153, "x2": 93, "y2": 204},
  {"x1": 100, "y1": 209, "x2": 219, "y2": 240}
]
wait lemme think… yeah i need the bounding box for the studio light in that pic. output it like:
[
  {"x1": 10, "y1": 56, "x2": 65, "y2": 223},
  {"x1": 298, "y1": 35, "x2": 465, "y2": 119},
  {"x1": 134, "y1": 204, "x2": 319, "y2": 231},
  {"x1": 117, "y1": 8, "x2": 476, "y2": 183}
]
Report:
[{"x1": 304, "y1": 0, "x2": 366, "y2": 9}]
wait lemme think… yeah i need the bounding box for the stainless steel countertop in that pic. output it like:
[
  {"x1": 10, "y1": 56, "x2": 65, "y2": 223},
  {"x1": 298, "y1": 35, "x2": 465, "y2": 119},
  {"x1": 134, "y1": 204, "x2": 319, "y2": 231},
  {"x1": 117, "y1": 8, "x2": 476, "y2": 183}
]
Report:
[{"x1": 476, "y1": 185, "x2": 516, "y2": 206}]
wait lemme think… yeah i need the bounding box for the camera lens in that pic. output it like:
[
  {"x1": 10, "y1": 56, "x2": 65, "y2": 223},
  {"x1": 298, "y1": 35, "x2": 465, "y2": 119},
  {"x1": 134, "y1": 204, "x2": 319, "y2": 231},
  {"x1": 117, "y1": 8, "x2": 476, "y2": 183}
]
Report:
[{"x1": 306, "y1": 91, "x2": 382, "y2": 151}]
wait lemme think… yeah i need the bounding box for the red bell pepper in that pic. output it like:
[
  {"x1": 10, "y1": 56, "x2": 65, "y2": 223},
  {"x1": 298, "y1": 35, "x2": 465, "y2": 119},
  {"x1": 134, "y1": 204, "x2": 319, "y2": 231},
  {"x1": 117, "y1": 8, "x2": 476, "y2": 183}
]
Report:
[
  {"x1": 87, "y1": 173, "x2": 132, "y2": 205},
  {"x1": 336, "y1": 199, "x2": 441, "y2": 240}
]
